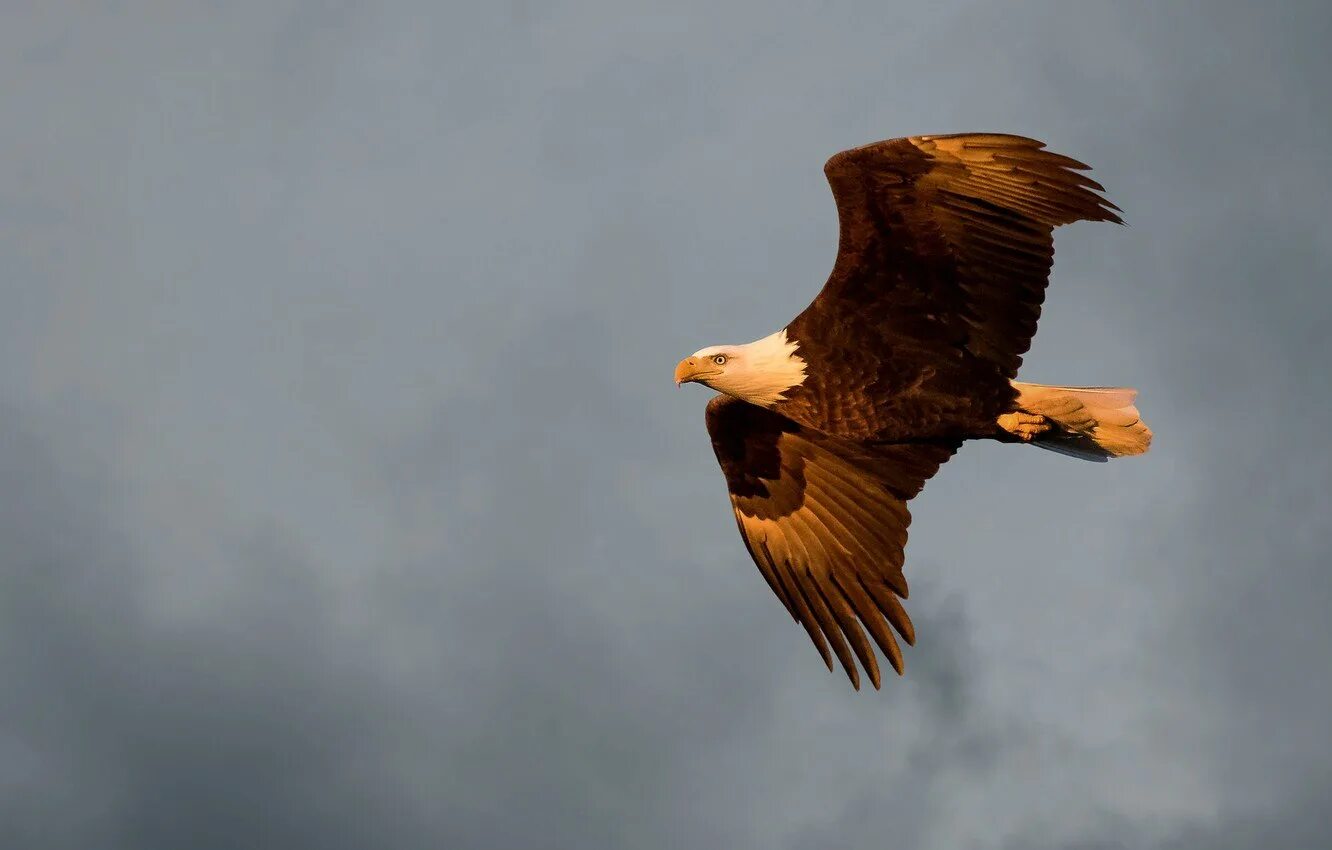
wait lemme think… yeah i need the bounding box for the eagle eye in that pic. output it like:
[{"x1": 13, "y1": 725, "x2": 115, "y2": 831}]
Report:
[{"x1": 712, "y1": 354, "x2": 727, "y2": 366}]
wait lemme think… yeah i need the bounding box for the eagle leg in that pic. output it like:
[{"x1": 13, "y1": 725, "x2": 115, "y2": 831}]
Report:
[{"x1": 996, "y1": 412, "x2": 1051, "y2": 442}]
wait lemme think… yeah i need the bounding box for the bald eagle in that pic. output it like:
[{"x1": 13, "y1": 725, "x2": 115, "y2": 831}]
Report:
[{"x1": 675, "y1": 133, "x2": 1152, "y2": 690}]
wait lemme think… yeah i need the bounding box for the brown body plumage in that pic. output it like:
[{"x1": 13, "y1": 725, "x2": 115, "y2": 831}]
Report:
[{"x1": 676, "y1": 133, "x2": 1152, "y2": 690}]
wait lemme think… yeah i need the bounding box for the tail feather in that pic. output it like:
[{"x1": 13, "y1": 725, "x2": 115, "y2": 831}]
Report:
[{"x1": 1012, "y1": 381, "x2": 1153, "y2": 462}]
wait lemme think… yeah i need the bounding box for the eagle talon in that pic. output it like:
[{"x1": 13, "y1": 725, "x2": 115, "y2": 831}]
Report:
[{"x1": 997, "y1": 412, "x2": 1051, "y2": 442}]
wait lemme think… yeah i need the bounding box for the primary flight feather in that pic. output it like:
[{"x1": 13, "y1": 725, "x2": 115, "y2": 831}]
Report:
[{"x1": 675, "y1": 133, "x2": 1152, "y2": 690}]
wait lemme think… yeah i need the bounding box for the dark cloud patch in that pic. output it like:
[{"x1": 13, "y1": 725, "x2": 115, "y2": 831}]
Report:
[
  {"x1": 784, "y1": 591, "x2": 1019, "y2": 850},
  {"x1": 1000, "y1": 773, "x2": 1332, "y2": 850},
  {"x1": 0, "y1": 409, "x2": 430, "y2": 850}
]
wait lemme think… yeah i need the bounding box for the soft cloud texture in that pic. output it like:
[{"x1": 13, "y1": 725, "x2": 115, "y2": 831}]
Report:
[{"x1": 2, "y1": 2, "x2": 1329, "y2": 848}]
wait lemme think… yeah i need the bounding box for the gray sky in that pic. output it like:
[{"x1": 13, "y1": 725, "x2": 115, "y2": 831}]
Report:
[{"x1": 2, "y1": 2, "x2": 1329, "y2": 848}]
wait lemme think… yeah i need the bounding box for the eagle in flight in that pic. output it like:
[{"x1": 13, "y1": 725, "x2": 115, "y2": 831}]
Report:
[{"x1": 675, "y1": 133, "x2": 1151, "y2": 690}]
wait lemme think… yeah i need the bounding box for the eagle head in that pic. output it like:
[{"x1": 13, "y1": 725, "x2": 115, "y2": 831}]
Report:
[
  {"x1": 674, "y1": 347, "x2": 736, "y2": 387},
  {"x1": 674, "y1": 330, "x2": 808, "y2": 407}
]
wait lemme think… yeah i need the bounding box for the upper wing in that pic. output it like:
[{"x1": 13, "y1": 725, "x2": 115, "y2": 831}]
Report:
[
  {"x1": 705, "y1": 395, "x2": 956, "y2": 690},
  {"x1": 796, "y1": 133, "x2": 1122, "y2": 378}
]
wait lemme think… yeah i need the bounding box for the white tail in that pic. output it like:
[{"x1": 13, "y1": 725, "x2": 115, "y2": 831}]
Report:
[{"x1": 1011, "y1": 381, "x2": 1153, "y2": 462}]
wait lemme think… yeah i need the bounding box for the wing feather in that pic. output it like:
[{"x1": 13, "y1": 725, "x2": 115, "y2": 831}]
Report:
[
  {"x1": 791, "y1": 561, "x2": 861, "y2": 689},
  {"x1": 760, "y1": 538, "x2": 833, "y2": 669},
  {"x1": 832, "y1": 570, "x2": 904, "y2": 676},
  {"x1": 790, "y1": 132, "x2": 1121, "y2": 399},
  {"x1": 705, "y1": 395, "x2": 955, "y2": 689},
  {"x1": 736, "y1": 516, "x2": 796, "y2": 616}
]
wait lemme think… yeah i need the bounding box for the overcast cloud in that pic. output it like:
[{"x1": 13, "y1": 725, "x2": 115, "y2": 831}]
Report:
[{"x1": 2, "y1": 2, "x2": 1330, "y2": 848}]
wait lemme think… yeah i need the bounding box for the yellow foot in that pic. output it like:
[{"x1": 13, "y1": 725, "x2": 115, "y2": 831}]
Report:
[{"x1": 997, "y1": 412, "x2": 1052, "y2": 442}]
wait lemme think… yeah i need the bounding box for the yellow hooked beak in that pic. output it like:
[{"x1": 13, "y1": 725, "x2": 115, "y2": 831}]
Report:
[{"x1": 674, "y1": 357, "x2": 720, "y2": 386}]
